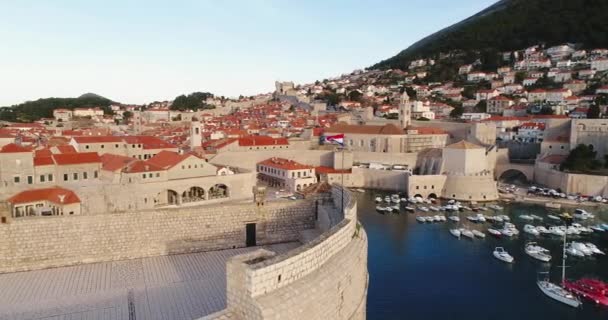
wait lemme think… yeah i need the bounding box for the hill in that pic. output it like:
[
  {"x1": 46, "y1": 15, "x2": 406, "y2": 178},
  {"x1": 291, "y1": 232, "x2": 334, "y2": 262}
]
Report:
[
  {"x1": 78, "y1": 92, "x2": 110, "y2": 100},
  {"x1": 0, "y1": 96, "x2": 114, "y2": 122},
  {"x1": 373, "y1": 0, "x2": 608, "y2": 70}
]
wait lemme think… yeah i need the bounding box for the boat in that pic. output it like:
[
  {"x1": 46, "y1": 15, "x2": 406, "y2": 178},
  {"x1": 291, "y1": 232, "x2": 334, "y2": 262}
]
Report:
[
  {"x1": 462, "y1": 206, "x2": 472, "y2": 211},
  {"x1": 493, "y1": 247, "x2": 514, "y2": 263},
  {"x1": 565, "y1": 243, "x2": 586, "y2": 257},
  {"x1": 472, "y1": 230, "x2": 486, "y2": 238},
  {"x1": 583, "y1": 242, "x2": 605, "y2": 255},
  {"x1": 570, "y1": 242, "x2": 593, "y2": 256},
  {"x1": 466, "y1": 216, "x2": 479, "y2": 222},
  {"x1": 416, "y1": 216, "x2": 426, "y2": 223},
  {"x1": 375, "y1": 196, "x2": 383, "y2": 203},
  {"x1": 355, "y1": 188, "x2": 365, "y2": 193},
  {"x1": 573, "y1": 209, "x2": 594, "y2": 220},
  {"x1": 602, "y1": 224, "x2": 608, "y2": 231},
  {"x1": 519, "y1": 214, "x2": 534, "y2": 221},
  {"x1": 530, "y1": 214, "x2": 544, "y2": 221},
  {"x1": 425, "y1": 216, "x2": 435, "y2": 222},
  {"x1": 384, "y1": 207, "x2": 393, "y2": 213},
  {"x1": 450, "y1": 229, "x2": 461, "y2": 238},
  {"x1": 571, "y1": 223, "x2": 593, "y2": 234},
  {"x1": 549, "y1": 226, "x2": 565, "y2": 237},
  {"x1": 523, "y1": 224, "x2": 540, "y2": 236},
  {"x1": 499, "y1": 215, "x2": 510, "y2": 222},
  {"x1": 500, "y1": 228, "x2": 515, "y2": 237},
  {"x1": 400, "y1": 197, "x2": 408, "y2": 202},
  {"x1": 475, "y1": 214, "x2": 486, "y2": 222},
  {"x1": 408, "y1": 197, "x2": 418, "y2": 204},
  {"x1": 391, "y1": 204, "x2": 400, "y2": 211},
  {"x1": 448, "y1": 215, "x2": 460, "y2": 222},
  {"x1": 384, "y1": 196, "x2": 391, "y2": 203},
  {"x1": 564, "y1": 278, "x2": 608, "y2": 306},
  {"x1": 479, "y1": 207, "x2": 489, "y2": 212},
  {"x1": 504, "y1": 222, "x2": 519, "y2": 235},
  {"x1": 405, "y1": 206, "x2": 416, "y2": 212},
  {"x1": 536, "y1": 226, "x2": 551, "y2": 235},
  {"x1": 537, "y1": 231, "x2": 582, "y2": 308},
  {"x1": 391, "y1": 194, "x2": 401, "y2": 203},
  {"x1": 471, "y1": 207, "x2": 480, "y2": 212},
  {"x1": 488, "y1": 204, "x2": 504, "y2": 210},
  {"x1": 590, "y1": 225, "x2": 606, "y2": 232},
  {"x1": 429, "y1": 206, "x2": 440, "y2": 212},
  {"x1": 488, "y1": 228, "x2": 502, "y2": 237},
  {"x1": 438, "y1": 215, "x2": 447, "y2": 222},
  {"x1": 419, "y1": 206, "x2": 429, "y2": 212},
  {"x1": 376, "y1": 206, "x2": 386, "y2": 212},
  {"x1": 461, "y1": 229, "x2": 474, "y2": 239},
  {"x1": 433, "y1": 215, "x2": 442, "y2": 222},
  {"x1": 525, "y1": 242, "x2": 552, "y2": 262},
  {"x1": 547, "y1": 214, "x2": 561, "y2": 221}
]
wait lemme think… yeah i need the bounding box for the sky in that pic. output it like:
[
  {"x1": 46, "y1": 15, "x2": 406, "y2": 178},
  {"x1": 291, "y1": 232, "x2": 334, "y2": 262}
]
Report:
[{"x1": 0, "y1": 0, "x2": 497, "y2": 106}]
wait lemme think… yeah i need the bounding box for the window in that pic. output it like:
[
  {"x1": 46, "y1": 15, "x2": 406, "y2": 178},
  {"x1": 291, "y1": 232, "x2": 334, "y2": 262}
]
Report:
[
  {"x1": 560, "y1": 146, "x2": 564, "y2": 149},
  {"x1": 115, "y1": 144, "x2": 119, "y2": 148},
  {"x1": 64, "y1": 174, "x2": 68, "y2": 181},
  {"x1": 188, "y1": 165, "x2": 191, "y2": 169},
  {"x1": 40, "y1": 175, "x2": 45, "y2": 182},
  {"x1": 416, "y1": 186, "x2": 419, "y2": 190},
  {"x1": 94, "y1": 171, "x2": 98, "y2": 178},
  {"x1": 85, "y1": 145, "x2": 90, "y2": 149},
  {"x1": 27, "y1": 176, "x2": 33, "y2": 184},
  {"x1": 73, "y1": 173, "x2": 78, "y2": 180},
  {"x1": 13, "y1": 176, "x2": 20, "y2": 183},
  {"x1": 182, "y1": 165, "x2": 185, "y2": 169},
  {"x1": 156, "y1": 173, "x2": 160, "y2": 177},
  {"x1": 101, "y1": 144, "x2": 105, "y2": 149},
  {"x1": 142, "y1": 174, "x2": 146, "y2": 179},
  {"x1": 48, "y1": 174, "x2": 53, "y2": 182},
  {"x1": 83, "y1": 172, "x2": 88, "y2": 179},
  {"x1": 148, "y1": 173, "x2": 153, "y2": 178}
]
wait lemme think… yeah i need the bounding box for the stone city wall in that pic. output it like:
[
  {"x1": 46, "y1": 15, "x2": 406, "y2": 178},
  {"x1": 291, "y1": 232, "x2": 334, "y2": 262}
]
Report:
[
  {"x1": 535, "y1": 165, "x2": 608, "y2": 197},
  {"x1": 0, "y1": 200, "x2": 315, "y2": 274},
  {"x1": 204, "y1": 186, "x2": 368, "y2": 320}
]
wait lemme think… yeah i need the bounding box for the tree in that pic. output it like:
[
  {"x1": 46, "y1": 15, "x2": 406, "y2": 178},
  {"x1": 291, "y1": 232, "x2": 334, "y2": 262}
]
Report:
[
  {"x1": 561, "y1": 144, "x2": 602, "y2": 173},
  {"x1": 171, "y1": 92, "x2": 214, "y2": 111},
  {"x1": 539, "y1": 106, "x2": 555, "y2": 115},
  {"x1": 348, "y1": 90, "x2": 363, "y2": 102},
  {"x1": 475, "y1": 100, "x2": 487, "y2": 113},
  {"x1": 515, "y1": 72, "x2": 526, "y2": 84},
  {"x1": 450, "y1": 105, "x2": 464, "y2": 118},
  {"x1": 587, "y1": 104, "x2": 601, "y2": 119},
  {"x1": 122, "y1": 111, "x2": 133, "y2": 121},
  {"x1": 404, "y1": 87, "x2": 417, "y2": 100}
]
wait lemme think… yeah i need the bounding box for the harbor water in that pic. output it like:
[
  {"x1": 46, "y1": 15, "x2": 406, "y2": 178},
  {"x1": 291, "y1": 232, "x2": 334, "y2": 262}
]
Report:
[{"x1": 356, "y1": 191, "x2": 608, "y2": 320}]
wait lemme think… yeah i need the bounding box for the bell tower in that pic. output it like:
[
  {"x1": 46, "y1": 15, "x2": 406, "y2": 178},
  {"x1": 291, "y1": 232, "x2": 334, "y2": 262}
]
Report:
[{"x1": 399, "y1": 92, "x2": 411, "y2": 129}]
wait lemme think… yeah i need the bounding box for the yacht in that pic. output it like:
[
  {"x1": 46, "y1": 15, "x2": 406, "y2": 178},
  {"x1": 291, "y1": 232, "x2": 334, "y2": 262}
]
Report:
[
  {"x1": 425, "y1": 216, "x2": 435, "y2": 223},
  {"x1": 438, "y1": 215, "x2": 447, "y2": 222},
  {"x1": 523, "y1": 224, "x2": 540, "y2": 236},
  {"x1": 448, "y1": 215, "x2": 460, "y2": 222},
  {"x1": 429, "y1": 206, "x2": 440, "y2": 212},
  {"x1": 475, "y1": 214, "x2": 486, "y2": 222},
  {"x1": 570, "y1": 242, "x2": 593, "y2": 256},
  {"x1": 525, "y1": 242, "x2": 552, "y2": 262},
  {"x1": 419, "y1": 206, "x2": 430, "y2": 212},
  {"x1": 461, "y1": 229, "x2": 475, "y2": 239},
  {"x1": 547, "y1": 214, "x2": 561, "y2": 221},
  {"x1": 573, "y1": 209, "x2": 594, "y2": 220},
  {"x1": 536, "y1": 226, "x2": 551, "y2": 235},
  {"x1": 537, "y1": 232, "x2": 582, "y2": 308},
  {"x1": 500, "y1": 228, "x2": 515, "y2": 237},
  {"x1": 391, "y1": 204, "x2": 400, "y2": 211},
  {"x1": 530, "y1": 214, "x2": 544, "y2": 221},
  {"x1": 375, "y1": 196, "x2": 383, "y2": 203},
  {"x1": 584, "y1": 242, "x2": 605, "y2": 255},
  {"x1": 408, "y1": 197, "x2": 418, "y2": 204},
  {"x1": 433, "y1": 215, "x2": 442, "y2": 222},
  {"x1": 519, "y1": 214, "x2": 534, "y2": 221},
  {"x1": 488, "y1": 228, "x2": 502, "y2": 237},
  {"x1": 384, "y1": 196, "x2": 391, "y2": 203},
  {"x1": 405, "y1": 206, "x2": 416, "y2": 212},
  {"x1": 466, "y1": 215, "x2": 479, "y2": 223},
  {"x1": 416, "y1": 216, "x2": 426, "y2": 223},
  {"x1": 549, "y1": 226, "x2": 565, "y2": 237},
  {"x1": 472, "y1": 230, "x2": 486, "y2": 238},
  {"x1": 504, "y1": 222, "x2": 519, "y2": 235},
  {"x1": 565, "y1": 243, "x2": 585, "y2": 257},
  {"x1": 493, "y1": 247, "x2": 514, "y2": 263},
  {"x1": 450, "y1": 229, "x2": 461, "y2": 238}
]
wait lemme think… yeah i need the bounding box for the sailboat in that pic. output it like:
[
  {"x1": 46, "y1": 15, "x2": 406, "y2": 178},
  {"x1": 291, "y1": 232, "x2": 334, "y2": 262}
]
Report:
[{"x1": 537, "y1": 229, "x2": 582, "y2": 308}]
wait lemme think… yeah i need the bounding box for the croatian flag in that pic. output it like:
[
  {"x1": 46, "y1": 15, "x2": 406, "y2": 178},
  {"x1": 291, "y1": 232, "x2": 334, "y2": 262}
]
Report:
[{"x1": 324, "y1": 134, "x2": 344, "y2": 146}]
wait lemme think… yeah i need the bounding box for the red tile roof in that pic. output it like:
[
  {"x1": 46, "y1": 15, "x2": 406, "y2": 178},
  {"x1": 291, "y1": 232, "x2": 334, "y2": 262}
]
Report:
[
  {"x1": 34, "y1": 156, "x2": 54, "y2": 166},
  {"x1": 314, "y1": 166, "x2": 351, "y2": 174},
  {"x1": 56, "y1": 145, "x2": 77, "y2": 153},
  {"x1": 259, "y1": 157, "x2": 313, "y2": 170},
  {"x1": 8, "y1": 187, "x2": 80, "y2": 205},
  {"x1": 407, "y1": 126, "x2": 447, "y2": 135},
  {"x1": 147, "y1": 150, "x2": 194, "y2": 169},
  {"x1": 326, "y1": 123, "x2": 404, "y2": 135},
  {"x1": 52, "y1": 152, "x2": 101, "y2": 165},
  {"x1": 122, "y1": 136, "x2": 177, "y2": 150},
  {"x1": 72, "y1": 136, "x2": 124, "y2": 143},
  {"x1": 237, "y1": 136, "x2": 289, "y2": 146},
  {"x1": 100, "y1": 153, "x2": 136, "y2": 171},
  {"x1": 0, "y1": 143, "x2": 32, "y2": 153},
  {"x1": 123, "y1": 160, "x2": 165, "y2": 173}
]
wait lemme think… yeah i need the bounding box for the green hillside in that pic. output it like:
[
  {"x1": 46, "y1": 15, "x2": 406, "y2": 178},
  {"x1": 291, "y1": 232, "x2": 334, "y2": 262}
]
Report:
[
  {"x1": 0, "y1": 96, "x2": 114, "y2": 122},
  {"x1": 373, "y1": 0, "x2": 608, "y2": 70}
]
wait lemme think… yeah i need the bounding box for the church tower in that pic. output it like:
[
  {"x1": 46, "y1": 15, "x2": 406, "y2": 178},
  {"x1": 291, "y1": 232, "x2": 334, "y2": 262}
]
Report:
[
  {"x1": 399, "y1": 92, "x2": 411, "y2": 129},
  {"x1": 190, "y1": 119, "x2": 202, "y2": 150}
]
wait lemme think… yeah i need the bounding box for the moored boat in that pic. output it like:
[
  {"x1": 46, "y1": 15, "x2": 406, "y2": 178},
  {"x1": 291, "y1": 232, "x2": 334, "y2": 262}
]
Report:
[
  {"x1": 519, "y1": 214, "x2": 534, "y2": 221},
  {"x1": 375, "y1": 196, "x2": 383, "y2": 203},
  {"x1": 525, "y1": 242, "x2": 551, "y2": 262},
  {"x1": 547, "y1": 214, "x2": 561, "y2": 221},
  {"x1": 472, "y1": 230, "x2": 485, "y2": 238},
  {"x1": 537, "y1": 231, "x2": 581, "y2": 308},
  {"x1": 461, "y1": 229, "x2": 474, "y2": 239},
  {"x1": 523, "y1": 224, "x2": 540, "y2": 236},
  {"x1": 405, "y1": 206, "x2": 416, "y2": 212},
  {"x1": 416, "y1": 216, "x2": 426, "y2": 223},
  {"x1": 448, "y1": 215, "x2": 460, "y2": 222},
  {"x1": 450, "y1": 229, "x2": 461, "y2": 238},
  {"x1": 564, "y1": 278, "x2": 608, "y2": 306},
  {"x1": 488, "y1": 228, "x2": 502, "y2": 237},
  {"x1": 493, "y1": 247, "x2": 514, "y2": 263}
]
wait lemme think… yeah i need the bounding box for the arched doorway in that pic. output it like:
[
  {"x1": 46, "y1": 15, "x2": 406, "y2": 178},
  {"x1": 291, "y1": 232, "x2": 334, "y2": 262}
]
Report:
[
  {"x1": 498, "y1": 169, "x2": 528, "y2": 184},
  {"x1": 209, "y1": 184, "x2": 229, "y2": 199},
  {"x1": 414, "y1": 194, "x2": 423, "y2": 198},
  {"x1": 182, "y1": 187, "x2": 206, "y2": 203},
  {"x1": 428, "y1": 193, "x2": 438, "y2": 199},
  {"x1": 167, "y1": 190, "x2": 179, "y2": 205}
]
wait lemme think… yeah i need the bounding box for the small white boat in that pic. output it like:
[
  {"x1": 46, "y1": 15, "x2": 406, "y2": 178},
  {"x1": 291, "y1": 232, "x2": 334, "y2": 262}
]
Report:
[
  {"x1": 525, "y1": 242, "x2": 551, "y2": 262},
  {"x1": 429, "y1": 206, "x2": 440, "y2": 212},
  {"x1": 424, "y1": 216, "x2": 435, "y2": 222},
  {"x1": 573, "y1": 209, "x2": 594, "y2": 220},
  {"x1": 461, "y1": 229, "x2": 474, "y2": 239},
  {"x1": 530, "y1": 214, "x2": 543, "y2": 221},
  {"x1": 416, "y1": 216, "x2": 426, "y2": 223},
  {"x1": 499, "y1": 215, "x2": 510, "y2": 222},
  {"x1": 488, "y1": 204, "x2": 503, "y2": 211},
  {"x1": 549, "y1": 226, "x2": 565, "y2": 237},
  {"x1": 479, "y1": 207, "x2": 489, "y2": 212},
  {"x1": 433, "y1": 215, "x2": 442, "y2": 222},
  {"x1": 493, "y1": 247, "x2": 514, "y2": 263},
  {"x1": 583, "y1": 242, "x2": 605, "y2": 255},
  {"x1": 438, "y1": 215, "x2": 446, "y2": 222},
  {"x1": 385, "y1": 207, "x2": 393, "y2": 213},
  {"x1": 392, "y1": 198, "x2": 401, "y2": 204},
  {"x1": 462, "y1": 206, "x2": 472, "y2": 211},
  {"x1": 570, "y1": 242, "x2": 593, "y2": 256},
  {"x1": 466, "y1": 216, "x2": 478, "y2": 222},
  {"x1": 376, "y1": 206, "x2": 386, "y2": 212},
  {"x1": 472, "y1": 230, "x2": 486, "y2": 238},
  {"x1": 519, "y1": 214, "x2": 534, "y2": 221},
  {"x1": 488, "y1": 228, "x2": 502, "y2": 237},
  {"x1": 448, "y1": 215, "x2": 460, "y2": 222},
  {"x1": 419, "y1": 206, "x2": 429, "y2": 212},
  {"x1": 384, "y1": 196, "x2": 391, "y2": 203},
  {"x1": 391, "y1": 205, "x2": 400, "y2": 211},
  {"x1": 536, "y1": 226, "x2": 551, "y2": 235},
  {"x1": 405, "y1": 206, "x2": 416, "y2": 212},
  {"x1": 547, "y1": 215, "x2": 561, "y2": 221},
  {"x1": 590, "y1": 225, "x2": 605, "y2": 232},
  {"x1": 537, "y1": 280, "x2": 581, "y2": 308},
  {"x1": 400, "y1": 197, "x2": 408, "y2": 202},
  {"x1": 375, "y1": 196, "x2": 383, "y2": 203},
  {"x1": 355, "y1": 188, "x2": 365, "y2": 193},
  {"x1": 475, "y1": 214, "x2": 486, "y2": 222},
  {"x1": 450, "y1": 229, "x2": 461, "y2": 238},
  {"x1": 523, "y1": 224, "x2": 540, "y2": 236},
  {"x1": 565, "y1": 244, "x2": 585, "y2": 257},
  {"x1": 500, "y1": 229, "x2": 515, "y2": 237}
]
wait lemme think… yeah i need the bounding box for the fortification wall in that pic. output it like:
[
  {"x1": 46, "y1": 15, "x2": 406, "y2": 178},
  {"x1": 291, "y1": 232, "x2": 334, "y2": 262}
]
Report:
[
  {"x1": 534, "y1": 165, "x2": 608, "y2": 197},
  {"x1": 210, "y1": 150, "x2": 335, "y2": 171},
  {"x1": 204, "y1": 186, "x2": 368, "y2": 320},
  {"x1": 0, "y1": 200, "x2": 315, "y2": 274}
]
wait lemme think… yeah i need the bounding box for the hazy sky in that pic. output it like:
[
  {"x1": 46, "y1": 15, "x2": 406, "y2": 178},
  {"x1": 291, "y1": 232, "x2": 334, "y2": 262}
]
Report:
[{"x1": 0, "y1": 0, "x2": 496, "y2": 106}]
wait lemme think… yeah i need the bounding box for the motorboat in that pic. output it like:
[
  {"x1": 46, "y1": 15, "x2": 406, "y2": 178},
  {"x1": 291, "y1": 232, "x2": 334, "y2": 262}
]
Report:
[
  {"x1": 493, "y1": 247, "x2": 514, "y2": 263},
  {"x1": 570, "y1": 242, "x2": 593, "y2": 256},
  {"x1": 488, "y1": 216, "x2": 503, "y2": 223},
  {"x1": 450, "y1": 229, "x2": 461, "y2": 238},
  {"x1": 547, "y1": 214, "x2": 561, "y2": 221},
  {"x1": 472, "y1": 230, "x2": 486, "y2": 238},
  {"x1": 355, "y1": 188, "x2": 365, "y2": 193},
  {"x1": 549, "y1": 226, "x2": 565, "y2": 237},
  {"x1": 525, "y1": 242, "x2": 552, "y2": 262},
  {"x1": 565, "y1": 243, "x2": 585, "y2": 257},
  {"x1": 408, "y1": 197, "x2": 418, "y2": 204},
  {"x1": 462, "y1": 206, "x2": 472, "y2": 211},
  {"x1": 475, "y1": 214, "x2": 486, "y2": 222},
  {"x1": 584, "y1": 243, "x2": 605, "y2": 255},
  {"x1": 391, "y1": 194, "x2": 401, "y2": 203},
  {"x1": 416, "y1": 216, "x2": 426, "y2": 223},
  {"x1": 499, "y1": 215, "x2": 510, "y2": 222},
  {"x1": 376, "y1": 206, "x2": 386, "y2": 212},
  {"x1": 519, "y1": 214, "x2": 534, "y2": 221},
  {"x1": 590, "y1": 225, "x2": 606, "y2": 232},
  {"x1": 405, "y1": 206, "x2": 416, "y2": 212},
  {"x1": 500, "y1": 228, "x2": 515, "y2": 237},
  {"x1": 564, "y1": 278, "x2": 608, "y2": 306},
  {"x1": 433, "y1": 215, "x2": 442, "y2": 222},
  {"x1": 537, "y1": 231, "x2": 582, "y2": 308},
  {"x1": 438, "y1": 215, "x2": 447, "y2": 222},
  {"x1": 400, "y1": 197, "x2": 408, "y2": 202},
  {"x1": 425, "y1": 216, "x2": 435, "y2": 223},
  {"x1": 488, "y1": 228, "x2": 502, "y2": 237},
  {"x1": 385, "y1": 207, "x2": 393, "y2": 213},
  {"x1": 448, "y1": 215, "x2": 460, "y2": 222},
  {"x1": 530, "y1": 214, "x2": 544, "y2": 221},
  {"x1": 429, "y1": 206, "x2": 440, "y2": 212},
  {"x1": 571, "y1": 223, "x2": 593, "y2": 234},
  {"x1": 419, "y1": 206, "x2": 430, "y2": 212},
  {"x1": 504, "y1": 222, "x2": 519, "y2": 235},
  {"x1": 461, "y1": 229, "x2": 475, "y2": 239},
  {"x1": 488, "y1": 204, "x2": 504, "y2": 211},
  {"x1": 536, "y1": 226, "x2": 551, "y2": 235},
  {"x1": 384, "y1": 196, "x2": 391, "y2": 203},
  {"x1": 479, "y1": 207, "x2": 489, "y2": 212},
  {"x1": 565, "y1": 226, "x2": 580, "y2": 235},
  {"x1": 471, "y1": 207, "x2": 480, "y2": 212},
  {"x1": 466, "y1": 216, "x2": 479, "y2": 223},
  {"x1": 573, "y1": 209, "x2": 594, "y2": 220},
  {"x1": 601, "y1": 224, "x2": 608, "y2": 231},
  {"x1": 391, "y1": 204, "x2": 400, "y2": 211},
  {"x1": 375, "y1": 196, "x2": 383, "y2": 203},
  {"x1": 523, "y1": 224, "x2": 540, "y2": 236}
]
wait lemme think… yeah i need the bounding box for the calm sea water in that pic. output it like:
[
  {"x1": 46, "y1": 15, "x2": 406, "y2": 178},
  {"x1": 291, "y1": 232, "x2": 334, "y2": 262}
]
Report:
[{"x1": 355, "y1": 191, "x2": 608, "y2": 320}]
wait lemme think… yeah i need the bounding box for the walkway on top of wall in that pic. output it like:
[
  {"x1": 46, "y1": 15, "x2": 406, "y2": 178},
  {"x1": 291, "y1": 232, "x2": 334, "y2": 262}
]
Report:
[{"x1": 0, "y1": 242, "x2": 299, "y2": 320}]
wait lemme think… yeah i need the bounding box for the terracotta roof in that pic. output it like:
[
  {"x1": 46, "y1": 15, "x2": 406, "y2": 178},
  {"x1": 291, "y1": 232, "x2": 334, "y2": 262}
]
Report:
[
  {"x1": 52, "y1": 152, "x2": 101, "y2": 165},
  {"x1": 72, "y1": 136, "x2": 123, "y2": 143},
  {"x1": 100, "y1": 153, "x2": 136, "y2": 172},
  {"x1": 147, "y1": 150, "x2": 193, "y2": 169},
  {"x1": 56, "y1": 145, "x2": 77, "y2": 153},
  {"x1": 237, "y1": 136, "x2": 289, "y2": 146},
  {"x1": 8, "y1": 187, "x2": 80, "y2": 205},
  {"x1": 34, "y1": 148, "x2": 53, "y2": 158},
  {"x1": 34, "y1": 156, "x2": 54, "y2": 166},
  {"x1": 122, "y1": 136, "x2": 177, "y2": 150},
  {"x1": 326, "y1": 123, "x2": 404, "y2": 135},
  {"x1": 407, "y1": 126, "x2": 447, "y2": 135},
  {"x1": 123, "y1": 160, "x2": 165, "y2": 173},
  {"x1": 258, "y1": 157, "x2": 313, "y2": 170},
  {"x1": 314, "y1": 166, "x2": 351, "y2": 174},
  {"x1": 445, "y1": 140, "x2": 484, "y2": 150},
  {"x1": 0, "y1": 143, "x2": 32, "y2": 153}
]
